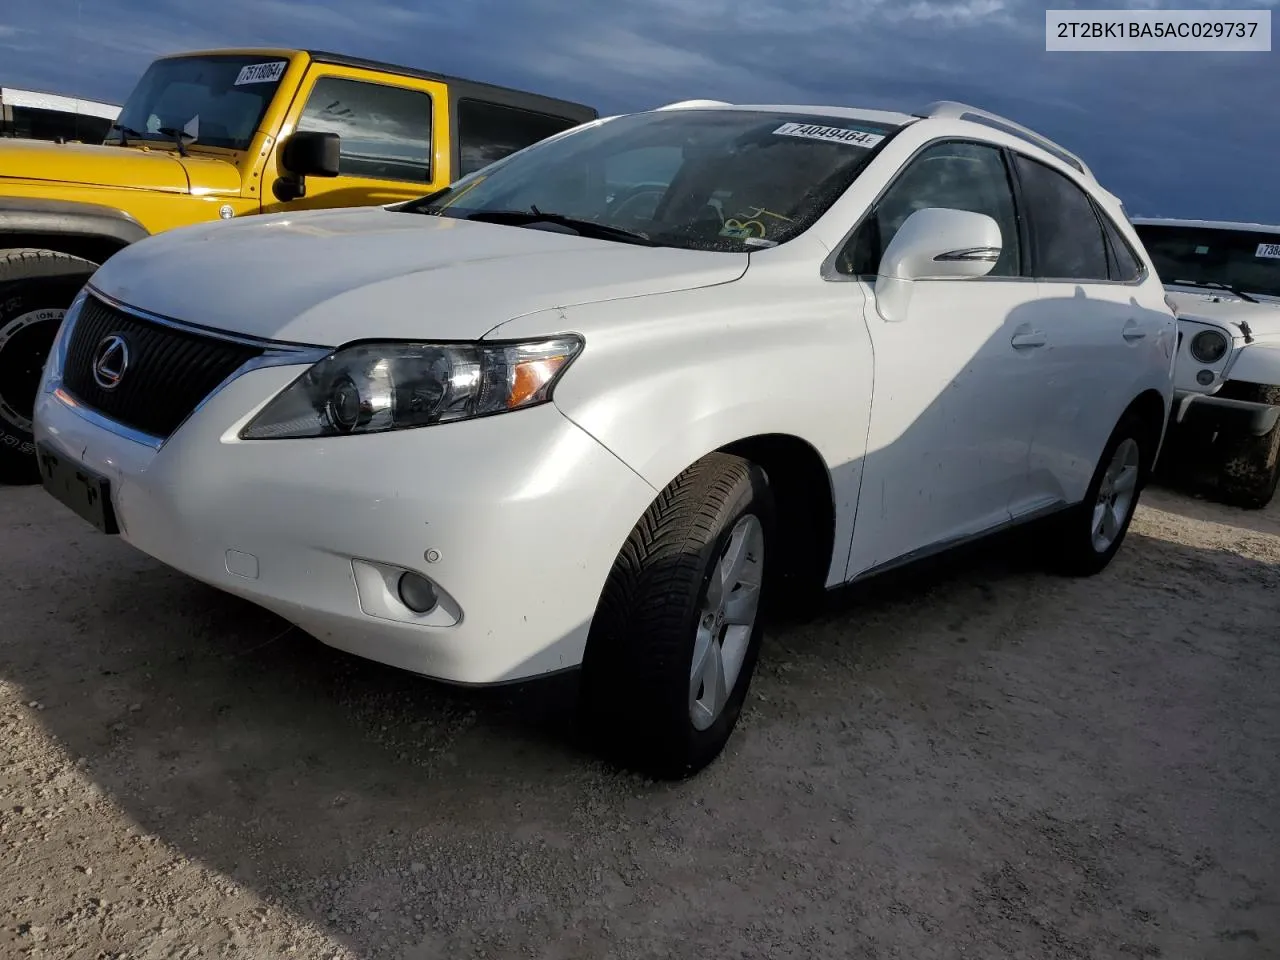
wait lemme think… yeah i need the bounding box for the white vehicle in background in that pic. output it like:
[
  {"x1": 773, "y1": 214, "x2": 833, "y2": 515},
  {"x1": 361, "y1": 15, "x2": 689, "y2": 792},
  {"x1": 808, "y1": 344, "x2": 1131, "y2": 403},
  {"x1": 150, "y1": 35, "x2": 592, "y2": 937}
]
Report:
[
  {"x1": 1130, "y1": 218, "x2": 1280, "y2": 508},
  {"x1": 35, "y1": 100, "x2": 1175, "y2": 778}
]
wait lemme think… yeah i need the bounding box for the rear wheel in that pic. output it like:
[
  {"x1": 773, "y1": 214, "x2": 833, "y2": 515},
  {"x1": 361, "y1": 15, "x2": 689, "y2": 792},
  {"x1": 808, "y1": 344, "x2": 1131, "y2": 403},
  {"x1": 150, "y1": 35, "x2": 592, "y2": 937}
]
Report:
[
  {"x1": 579, "y1": 452, "x2": 774, "y2": 780},
  {"x1": 1216, "y1": 385, "x2": 1280, "y2": 510},
  {"x1": 0, "y1": 249, "x2": 98, "y2": 485},
  {"x1": 1043, "y1": 409, "x2": 1151, "y2": 577}
]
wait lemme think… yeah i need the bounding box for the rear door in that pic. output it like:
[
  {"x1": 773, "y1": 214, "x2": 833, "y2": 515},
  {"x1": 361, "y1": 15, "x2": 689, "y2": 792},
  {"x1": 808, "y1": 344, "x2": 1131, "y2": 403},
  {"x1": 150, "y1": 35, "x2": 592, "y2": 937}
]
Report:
[
  {"x1": 1010, "y1": 153, "x2": 1164, "y2": 510},
  {"x1": 265, "y1": 64, "x2": 448, "y2": 213}
]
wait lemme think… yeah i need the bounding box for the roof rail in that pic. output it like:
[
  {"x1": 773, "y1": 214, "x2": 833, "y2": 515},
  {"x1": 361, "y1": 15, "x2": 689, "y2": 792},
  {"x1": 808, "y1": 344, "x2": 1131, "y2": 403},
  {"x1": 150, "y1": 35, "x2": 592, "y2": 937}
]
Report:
[
  {"x1": 914, "y1": 100, "x2": 1091, "y2": 178},
  {"x1": 656, "y1": 99, "x2": 732, "y2": 110}
]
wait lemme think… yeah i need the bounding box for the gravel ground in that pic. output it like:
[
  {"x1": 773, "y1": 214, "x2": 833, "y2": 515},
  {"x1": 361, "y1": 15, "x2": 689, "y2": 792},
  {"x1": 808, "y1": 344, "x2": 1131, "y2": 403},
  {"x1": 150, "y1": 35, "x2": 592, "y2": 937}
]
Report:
[{"x1": 1, "y1": 479, "x2": 1277, "y2": 960}]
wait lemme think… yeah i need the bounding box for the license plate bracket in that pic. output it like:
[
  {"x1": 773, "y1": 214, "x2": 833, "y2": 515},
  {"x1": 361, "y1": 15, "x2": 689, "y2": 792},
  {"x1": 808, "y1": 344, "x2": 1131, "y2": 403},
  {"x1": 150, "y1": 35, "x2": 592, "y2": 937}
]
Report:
[{"x1": 36, "y1": 442, "x2": 120, "y2": 535}]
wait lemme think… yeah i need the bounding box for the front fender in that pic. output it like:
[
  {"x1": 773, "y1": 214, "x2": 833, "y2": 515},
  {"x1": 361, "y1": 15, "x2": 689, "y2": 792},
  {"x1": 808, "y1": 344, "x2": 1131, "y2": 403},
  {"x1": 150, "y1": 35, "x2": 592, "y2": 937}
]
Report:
[
  {"x1": 492, "y1": 275, "x2": 875, "y2": 584},
  {"x1": 1225, "y1": 340, "x2": 1280, "y2": 390}
]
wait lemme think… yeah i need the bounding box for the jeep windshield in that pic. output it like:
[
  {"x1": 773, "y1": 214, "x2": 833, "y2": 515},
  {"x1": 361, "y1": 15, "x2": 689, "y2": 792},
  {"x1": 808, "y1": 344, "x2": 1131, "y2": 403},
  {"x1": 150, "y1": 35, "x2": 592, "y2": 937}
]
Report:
[
  {"x1": 1133, "y1": 222, "x2": 1280, "y2": 300},
  {"x1": 106, "y1": 54, "x2": 289, "y2": 152},
  {"x1": 403, "y1": 109, "x2": 898, "y2": 252}
]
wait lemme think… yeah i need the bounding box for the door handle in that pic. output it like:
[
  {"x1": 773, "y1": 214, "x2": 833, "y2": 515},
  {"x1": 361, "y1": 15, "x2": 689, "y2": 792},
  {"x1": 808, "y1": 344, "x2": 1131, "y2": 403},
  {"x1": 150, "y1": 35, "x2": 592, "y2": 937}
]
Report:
[
  {"x1": 1011, "y1": 330, "x2": 1047, "y2": 349},
  {"x1": 1122, "y1": 319, "x2": 1147, "y2": 342}
]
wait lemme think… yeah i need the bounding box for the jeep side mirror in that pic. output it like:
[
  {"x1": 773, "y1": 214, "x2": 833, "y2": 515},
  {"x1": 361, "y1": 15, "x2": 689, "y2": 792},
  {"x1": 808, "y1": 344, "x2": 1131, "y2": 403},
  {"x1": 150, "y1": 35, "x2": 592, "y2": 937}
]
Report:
[
  {"x1": 281, "y1": 131, "x2": 341, "y2": 177},
  {"x1": 272, "y1": 131, "x2": 341, "y2": 203}
]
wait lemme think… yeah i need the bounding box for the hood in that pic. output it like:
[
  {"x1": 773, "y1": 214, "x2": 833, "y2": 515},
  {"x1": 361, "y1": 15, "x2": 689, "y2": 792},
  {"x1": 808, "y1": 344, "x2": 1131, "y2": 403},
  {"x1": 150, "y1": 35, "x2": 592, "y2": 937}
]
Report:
[
  {"x1": 0, "y1": 138, "x2": 241, "y2": 195},
  {"x1": 1166, "y1": 287, "x2": 1280, "y2": 341},
  {"x1": 90, "y1": 206, "x2": 750, "y2": 344}
]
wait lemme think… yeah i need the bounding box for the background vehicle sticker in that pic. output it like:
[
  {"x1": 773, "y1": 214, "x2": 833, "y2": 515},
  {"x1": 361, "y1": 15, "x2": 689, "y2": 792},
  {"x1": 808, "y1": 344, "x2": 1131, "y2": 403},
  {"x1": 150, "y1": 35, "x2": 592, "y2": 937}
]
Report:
[
  {"x1": 1256, "y1": 242, "x2": 1280, "y2": 259},
  {"x1": 772, "y1": 122, "x2": 885, "y2": 148},
  {"x1": 235, "y1": 62, "x2": 288, "y2": 85}
]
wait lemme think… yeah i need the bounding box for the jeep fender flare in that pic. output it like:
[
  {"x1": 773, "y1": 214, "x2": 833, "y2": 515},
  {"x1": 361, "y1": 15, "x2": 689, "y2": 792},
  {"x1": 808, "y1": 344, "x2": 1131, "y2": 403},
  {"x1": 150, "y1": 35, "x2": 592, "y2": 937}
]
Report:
[{"x1": 0, "y1": 197, "x2": 150, "y2": 253}]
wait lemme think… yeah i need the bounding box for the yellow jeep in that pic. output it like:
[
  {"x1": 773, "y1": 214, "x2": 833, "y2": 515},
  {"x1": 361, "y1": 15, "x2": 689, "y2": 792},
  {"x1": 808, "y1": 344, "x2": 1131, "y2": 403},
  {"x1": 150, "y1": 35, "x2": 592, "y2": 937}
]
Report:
[{"x1": 0, "y1": 48, "x2": 597, "y2": 482}]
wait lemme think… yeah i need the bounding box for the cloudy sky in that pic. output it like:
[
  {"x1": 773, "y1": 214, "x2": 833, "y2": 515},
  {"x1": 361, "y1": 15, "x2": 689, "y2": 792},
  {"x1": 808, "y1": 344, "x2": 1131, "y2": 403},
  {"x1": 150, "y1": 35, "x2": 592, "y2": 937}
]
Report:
[{"x1": 2, "y1": 0, "x2": 1276, "y2": 221}]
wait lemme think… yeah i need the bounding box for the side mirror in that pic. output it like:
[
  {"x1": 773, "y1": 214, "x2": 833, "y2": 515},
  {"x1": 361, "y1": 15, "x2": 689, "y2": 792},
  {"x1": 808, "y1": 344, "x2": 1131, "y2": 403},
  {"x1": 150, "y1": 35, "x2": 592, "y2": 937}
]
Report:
[
  {"x1": 281, "y1": 130, "x2": 341, "y2": 177},
  {"x1": 272, "y1": 130, "x2": 341, "y2": 203},
  {"x1": 874, "y1": 207, "x2": 1003, "y2": 323}
]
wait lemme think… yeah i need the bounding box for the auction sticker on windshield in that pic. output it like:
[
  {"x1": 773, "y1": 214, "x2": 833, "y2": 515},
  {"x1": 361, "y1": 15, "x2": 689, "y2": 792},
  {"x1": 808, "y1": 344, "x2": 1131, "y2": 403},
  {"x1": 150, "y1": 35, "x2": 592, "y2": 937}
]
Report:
[
  {"x1": 1257, "y1": 243, "x2": 1280, "y2": 259},
  {"x1": 773, "y1": 122, "x2": 885, "y2": 148},
  {"x1": 235, "y1": 61, "x2": 288, "y2": 85}
]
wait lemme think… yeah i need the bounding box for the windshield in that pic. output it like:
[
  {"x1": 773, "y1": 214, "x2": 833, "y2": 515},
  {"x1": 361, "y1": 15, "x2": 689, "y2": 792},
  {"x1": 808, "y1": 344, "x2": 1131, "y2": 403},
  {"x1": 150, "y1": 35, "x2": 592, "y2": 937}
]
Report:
[
  {"x1": 404, "y1": 109, "x2": 899, "y2": 252},
  {"x1": 1133, "y1": 222, "x2": 1280, "y2": 299},
  {"x1": 108, "y1": 54, "x2": 289, "y2": 151}
]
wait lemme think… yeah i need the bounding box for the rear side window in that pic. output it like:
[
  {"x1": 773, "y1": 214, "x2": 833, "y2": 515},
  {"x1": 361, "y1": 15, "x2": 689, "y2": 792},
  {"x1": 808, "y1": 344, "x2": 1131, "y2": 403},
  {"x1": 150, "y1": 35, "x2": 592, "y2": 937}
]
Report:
[
  {"x1": 1012, "y1": 153, "x2": 1110, "y2": 282},
  {"x1": 296, "y1": 76, "x2": 433, "y2": 183},
  {"x1": 1098, "y1": 210, "x2": 1143, "y2": 282},
  {"x1": 457, "y1": 99, "x2": 580, "y2": 178},
  {"x1": 839, "y1": 140, "x2": 1022, "y2": 277}
]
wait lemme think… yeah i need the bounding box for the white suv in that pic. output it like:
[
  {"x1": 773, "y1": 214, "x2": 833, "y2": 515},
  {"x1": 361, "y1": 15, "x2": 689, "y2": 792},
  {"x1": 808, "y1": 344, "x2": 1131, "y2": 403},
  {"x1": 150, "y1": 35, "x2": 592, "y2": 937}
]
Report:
[
  {"x1": 1130, "y1": 217, "x2": 1280, "y2": 508},
  {"x1": 33, "y1": 100, "x2": 1176, "y2": 778}
]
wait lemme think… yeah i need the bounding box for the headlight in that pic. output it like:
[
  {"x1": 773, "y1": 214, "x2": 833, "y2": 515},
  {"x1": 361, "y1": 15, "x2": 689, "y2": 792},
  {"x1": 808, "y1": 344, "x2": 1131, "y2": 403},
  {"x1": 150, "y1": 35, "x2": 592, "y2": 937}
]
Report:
[
  {"x1": 1189, "y1": 329, "x2": 1228, "y2": 364},
  {"x1": 239, "y1": 336, "x2": 582, "y2": 439}
]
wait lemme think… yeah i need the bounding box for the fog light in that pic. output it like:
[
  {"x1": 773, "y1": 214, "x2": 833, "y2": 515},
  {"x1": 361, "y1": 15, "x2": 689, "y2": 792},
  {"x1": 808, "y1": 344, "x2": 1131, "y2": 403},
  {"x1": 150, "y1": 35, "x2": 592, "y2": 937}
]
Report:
[
  {"x1": 1196, "y1": 369, "x2": 1215, "y2": 386},
  {"x1": 397, "y1": 572, "x2": 438, "y2": 613}
]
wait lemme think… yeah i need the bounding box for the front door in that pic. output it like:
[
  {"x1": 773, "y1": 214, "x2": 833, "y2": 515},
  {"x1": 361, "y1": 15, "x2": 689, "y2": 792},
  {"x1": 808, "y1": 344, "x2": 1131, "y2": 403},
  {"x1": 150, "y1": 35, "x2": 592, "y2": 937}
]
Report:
[
  {"x1": 835, "y1": 140, "x2": 1041, "y2": 577},
  {"x1": 265, "y1": 65, "x2": 449, "y2": 214}
]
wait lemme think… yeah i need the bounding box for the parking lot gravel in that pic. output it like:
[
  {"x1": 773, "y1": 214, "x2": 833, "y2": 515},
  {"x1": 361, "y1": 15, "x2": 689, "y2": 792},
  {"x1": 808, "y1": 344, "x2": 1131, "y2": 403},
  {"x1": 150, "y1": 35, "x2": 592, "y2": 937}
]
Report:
[{"x1": 1, "y1": 481, "x2": 1277, "y2": 960}]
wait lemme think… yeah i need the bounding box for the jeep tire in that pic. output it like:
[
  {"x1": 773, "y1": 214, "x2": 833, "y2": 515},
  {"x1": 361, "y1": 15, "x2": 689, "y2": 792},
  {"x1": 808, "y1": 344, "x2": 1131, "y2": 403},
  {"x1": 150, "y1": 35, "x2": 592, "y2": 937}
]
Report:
[
  {"x1": 0, "y1": 249, "x2": 98, "y2": 485},
  {"x1": 579, "y1": 452, "x2": 774, "y2": 780},
  {"x1": 1217, "y1": 385, "x2": 1280, "y2": 510}
]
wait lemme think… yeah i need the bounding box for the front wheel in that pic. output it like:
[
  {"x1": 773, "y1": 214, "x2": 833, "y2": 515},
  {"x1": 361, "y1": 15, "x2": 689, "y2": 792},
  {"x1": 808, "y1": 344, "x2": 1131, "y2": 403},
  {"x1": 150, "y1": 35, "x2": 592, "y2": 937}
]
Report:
[
  {"x1": 0, "y1": 249, "x2": 99, "y2": 485},
  {"x1": 1043, "y1": 410, "x2": 1151, "y2": 577},
  {"x1": 579, "y1": 452, "x2": 774, "y2": 780}
]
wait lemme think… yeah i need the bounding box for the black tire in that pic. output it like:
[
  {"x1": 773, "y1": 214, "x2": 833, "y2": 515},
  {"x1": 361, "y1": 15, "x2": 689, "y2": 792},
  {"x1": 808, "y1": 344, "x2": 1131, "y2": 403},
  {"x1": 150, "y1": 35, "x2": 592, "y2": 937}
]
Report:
[
  {"x1": 579, "y1": 452, "x2": 775, "y2": 780},
  {"x1": 0, "y1": 249, "x2": 98, "y2": 485},
  {"x1": 1043, "y1": 409, "x2": 1153, "y2": 577},
  {"x1": 1216, "y1": 386, "x2": 1280, "y2": 510}
]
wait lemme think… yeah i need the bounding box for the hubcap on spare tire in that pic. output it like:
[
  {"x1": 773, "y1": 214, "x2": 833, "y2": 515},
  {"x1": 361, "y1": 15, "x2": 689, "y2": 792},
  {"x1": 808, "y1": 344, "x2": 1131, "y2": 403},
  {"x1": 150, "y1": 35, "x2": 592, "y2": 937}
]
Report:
[
  {"x1": 0, "y1": 308, "x2": 65, "y2": 432},
  {"x1": 690, "y1": 513, "x2": 765, "y2": 731},
  {"x1": 1092, "y1": 437, "x2": 1141, "y2": 553}
]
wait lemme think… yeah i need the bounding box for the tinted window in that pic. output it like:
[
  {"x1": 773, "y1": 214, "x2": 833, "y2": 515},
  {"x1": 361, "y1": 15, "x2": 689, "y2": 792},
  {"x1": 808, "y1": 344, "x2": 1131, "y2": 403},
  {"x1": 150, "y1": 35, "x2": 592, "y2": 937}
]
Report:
[
  {"x1": 457, "y1": 99, "x2": 580, "y2": 177},
  {"x1": 297, "y1": 77, "x2": 432, "y2": 182},
  {"x1": 839, "y1": 140, "x2": 1021, "y2": 277},
  {"x1": 408, "y1": 109, "x2": 897, "y2": 253},
  {"x1": 1098, "y1": 210, "x2": 1143, "y2": 282},
  {"x1": 1131, "y1": 223, "x2": 1280, "y2": 299},
  {"x1": 4, "y1": 106, "x2": 111, "y2": 143},
  {"x1": 1013, "y1": 154, "x2": 1109, "y2": 281}
]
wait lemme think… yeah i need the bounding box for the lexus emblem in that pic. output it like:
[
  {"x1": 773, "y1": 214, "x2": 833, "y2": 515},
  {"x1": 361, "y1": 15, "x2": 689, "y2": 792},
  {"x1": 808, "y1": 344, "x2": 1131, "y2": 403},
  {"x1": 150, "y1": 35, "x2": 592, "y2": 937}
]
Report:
[{"x1": 92, "y1": 334, "x2": 130, "y2": 390}]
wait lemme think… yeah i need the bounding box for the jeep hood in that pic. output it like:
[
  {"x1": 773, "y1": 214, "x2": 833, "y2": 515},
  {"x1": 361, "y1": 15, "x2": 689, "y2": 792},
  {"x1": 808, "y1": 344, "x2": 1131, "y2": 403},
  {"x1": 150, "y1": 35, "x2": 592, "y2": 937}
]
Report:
[
  {"x1": 1167, "y1": 287, "x2": 1280, "y2": 341},
  {"x1": 0, "y1": 138, "x2": 241, "y2": 195},
  {"x1": 89, "y1": 206, "x2": 750, "y2": 344}
]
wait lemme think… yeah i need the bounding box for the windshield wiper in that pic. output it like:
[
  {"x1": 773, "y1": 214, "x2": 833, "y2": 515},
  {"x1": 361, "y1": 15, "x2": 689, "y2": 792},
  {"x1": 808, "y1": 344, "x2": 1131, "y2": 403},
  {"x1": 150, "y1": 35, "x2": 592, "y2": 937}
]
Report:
[
  {"x1": 108, "y1": 123, "x2": 145, "y2": 147},
  {"x1": 1170, "y1": 278, "x2": 1259, "y2": 304},
  {"x1": 463, "y1": 208, "x2": 658, "y2": 246}
]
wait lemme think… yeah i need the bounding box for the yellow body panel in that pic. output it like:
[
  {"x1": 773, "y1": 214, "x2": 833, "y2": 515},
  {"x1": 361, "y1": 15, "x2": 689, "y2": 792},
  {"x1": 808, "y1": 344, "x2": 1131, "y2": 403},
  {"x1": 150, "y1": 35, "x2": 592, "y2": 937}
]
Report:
[{"x1": 0, "y1": 48, "x2": 451, "y2": 234}]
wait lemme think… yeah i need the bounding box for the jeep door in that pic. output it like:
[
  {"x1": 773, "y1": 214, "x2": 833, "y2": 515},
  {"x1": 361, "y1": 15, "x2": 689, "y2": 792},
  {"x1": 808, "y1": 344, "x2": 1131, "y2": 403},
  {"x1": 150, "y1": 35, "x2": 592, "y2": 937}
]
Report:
[
  {"x1": 1008, "y1": 153, "x2": 1174, "y2": 511},
  {"x1": 264, "y1": 64, "x2": 449, "y2": 213},
  {"x1": 838, "y1": 139, "x2": 1041, "y2": 577}
]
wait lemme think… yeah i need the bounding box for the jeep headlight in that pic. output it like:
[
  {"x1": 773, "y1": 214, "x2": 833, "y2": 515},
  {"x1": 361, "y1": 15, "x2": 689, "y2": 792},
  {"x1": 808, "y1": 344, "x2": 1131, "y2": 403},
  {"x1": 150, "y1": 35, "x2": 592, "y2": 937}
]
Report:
[
  {"x1": 239, "y1": 336, "x2": 582, "y2": 439},
  {"x1": 1189, "y1": 329, "x2": 1228, "y2": 364}
]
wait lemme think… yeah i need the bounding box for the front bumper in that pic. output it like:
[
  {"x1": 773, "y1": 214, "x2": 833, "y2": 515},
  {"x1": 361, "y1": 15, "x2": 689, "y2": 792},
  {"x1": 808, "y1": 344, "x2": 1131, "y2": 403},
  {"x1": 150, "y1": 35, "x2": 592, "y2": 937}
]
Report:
[
  {"x1": 33, "y1": 361, "x2": 658, "y2": 685},
  {"x1": 1170, "y1": 390, "x2": 1280, "y2": 438}
]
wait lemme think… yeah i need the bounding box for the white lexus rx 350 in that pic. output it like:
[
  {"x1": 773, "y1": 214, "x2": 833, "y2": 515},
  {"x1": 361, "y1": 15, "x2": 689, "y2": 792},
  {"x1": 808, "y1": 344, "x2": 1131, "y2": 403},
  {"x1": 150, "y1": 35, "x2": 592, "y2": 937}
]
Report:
[{"x1": 33, "y1": 100, "x2": 1176, "y2": 777}]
